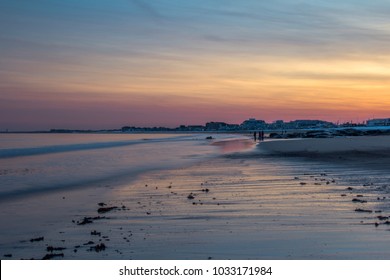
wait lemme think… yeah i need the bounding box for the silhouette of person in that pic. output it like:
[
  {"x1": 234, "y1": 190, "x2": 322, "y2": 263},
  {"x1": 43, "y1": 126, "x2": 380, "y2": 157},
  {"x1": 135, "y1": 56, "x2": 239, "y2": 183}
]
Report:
[
  {"x1": 261, "y1": 130, "x2": 265, "y2": 141},
  {"x1": 253, "y1": 132, "x2": 257, "y2": 141}
]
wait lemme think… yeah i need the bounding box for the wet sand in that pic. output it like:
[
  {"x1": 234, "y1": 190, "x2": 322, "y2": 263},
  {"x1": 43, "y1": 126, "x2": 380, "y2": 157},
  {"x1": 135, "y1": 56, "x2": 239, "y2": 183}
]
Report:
[
  {"x1": 1, "y1": 138, "x2": 390, "y2": 259},
  {"x1": 258, "y1": 135, "x2": 390, "y2": 154}
]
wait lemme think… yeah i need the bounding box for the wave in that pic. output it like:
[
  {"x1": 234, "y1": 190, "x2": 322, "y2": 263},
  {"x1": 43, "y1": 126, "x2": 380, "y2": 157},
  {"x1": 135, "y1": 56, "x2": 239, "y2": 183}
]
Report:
[{"x1": 0, "y1": 135, "x2": 192, "y2": 159}]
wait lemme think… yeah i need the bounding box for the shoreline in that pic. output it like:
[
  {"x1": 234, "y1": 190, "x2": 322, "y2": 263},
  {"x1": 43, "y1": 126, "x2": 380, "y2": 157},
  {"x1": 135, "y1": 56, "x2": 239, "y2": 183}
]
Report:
[{"x1": 2, "y1": 136, "x2": 390, "y2": 260}]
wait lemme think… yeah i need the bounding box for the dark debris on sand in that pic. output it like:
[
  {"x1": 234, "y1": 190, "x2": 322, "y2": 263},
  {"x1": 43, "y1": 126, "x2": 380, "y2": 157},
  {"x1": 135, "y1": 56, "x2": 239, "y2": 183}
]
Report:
[
  {"x1": 352, "y1": 198, "x2": 367, "y2": 203},
  {"x1": 76, "y1": 216, "x2": 106, "y2": 225},
  {"x1": 374, "y1": 221, "x2": 390, "y2": 227},
  {"x1": 30, "y1": 236, "x2": 44, "y2": 242},
  {"x1": 89, "y1": 243, "x2": 106, "y2": 252},
  {"x1": 42, "y1": 253, "x2": 64, "y2": 260},
  {"x1": 97, "y1": 206, "x2": 118, "y2": 214},
  {"x1": 355, "y1": 208, "x2": 373, "y2": 213},
  {"x1": 46, "y1": 246, "x2": 66, "y2": 252}
]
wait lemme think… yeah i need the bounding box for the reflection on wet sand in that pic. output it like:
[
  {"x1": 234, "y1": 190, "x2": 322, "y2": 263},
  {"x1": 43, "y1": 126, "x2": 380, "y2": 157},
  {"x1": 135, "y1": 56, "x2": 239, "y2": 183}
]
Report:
[{"x1": 212, "y1": 139, "x2": 255, "y2": 153}]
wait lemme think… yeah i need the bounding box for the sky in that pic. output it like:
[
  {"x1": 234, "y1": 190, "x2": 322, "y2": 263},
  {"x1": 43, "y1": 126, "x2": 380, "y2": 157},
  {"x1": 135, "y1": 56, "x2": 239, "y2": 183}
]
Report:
[{"x1": 1, "y1": 0, "x2": 390, "y2": 130}]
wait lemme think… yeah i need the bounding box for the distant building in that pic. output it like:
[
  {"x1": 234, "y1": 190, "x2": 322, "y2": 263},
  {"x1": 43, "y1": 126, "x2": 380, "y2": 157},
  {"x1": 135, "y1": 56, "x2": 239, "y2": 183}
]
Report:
[
  {"x1": 204, "y1": 122, "x2": 239, "y2": 131},
  {"x1": 240, "y1": 118, "x2": 266, "y2": 130},
  {"x1": 178, "y1": 125, "x2": 188, "y2": 131},
  {"x1": 339, "y1": 122, "x2": 360, "y2": 127},
  {"x1": 187, "y1": 125, "x2": 205, "y2": 131},
  {"x1": 268, "y1": 120, "x2": 285, "y2": 129},
  {"x1": 366, "y1": 118, "x2": 390, "y2": 126},
  {"x1": 121, "y1": 126, "x2": 132, "y2": 132},
  {"x1": 224, "y1": 124, "x2": 240, "y2": 130},
  {"x1": 205, "y1": 122, "x2": 228, "y2": 130},
  {"x1": 286, "y1": 120, "x2": 336, "y2": 129}
]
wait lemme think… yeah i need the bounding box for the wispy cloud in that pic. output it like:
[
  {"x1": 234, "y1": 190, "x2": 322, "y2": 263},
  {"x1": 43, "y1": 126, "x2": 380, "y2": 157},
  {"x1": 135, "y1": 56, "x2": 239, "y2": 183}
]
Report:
[{"x1": 127, "y1": 0, "x2": 164, "y2": 22}]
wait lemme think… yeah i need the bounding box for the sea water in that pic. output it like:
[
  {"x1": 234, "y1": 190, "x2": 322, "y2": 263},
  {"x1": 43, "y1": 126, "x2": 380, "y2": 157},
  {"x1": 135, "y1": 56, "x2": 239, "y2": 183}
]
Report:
[
  {"x1": 0, "y1": 133, "x2": 249, "y2": 200},
  {"x1": 3, "y1": 133, "x2": 390, "y2": 259}
]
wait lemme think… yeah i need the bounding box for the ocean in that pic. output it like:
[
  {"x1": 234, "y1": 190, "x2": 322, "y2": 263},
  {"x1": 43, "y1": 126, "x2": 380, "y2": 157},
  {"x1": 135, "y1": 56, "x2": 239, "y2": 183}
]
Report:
[
  {"x1": 0, "y1": 133, "x2": 248, "y2": 200},
  {"x1": 1, "y1": 133, "x2": 390, "y2": 260}
]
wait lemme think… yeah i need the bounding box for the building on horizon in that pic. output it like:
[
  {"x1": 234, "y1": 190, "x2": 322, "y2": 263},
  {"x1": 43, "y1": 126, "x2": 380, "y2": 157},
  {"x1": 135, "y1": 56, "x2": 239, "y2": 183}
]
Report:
[
  {"x1": 366, "y1": 118, "x2": 390, "y2": 126},
  {"x1": 205, "y1": 122, "x2": 240, "y2": 131},
  {"x1": 176, "y1": 125, "x2": 205, "y2": 131},
  {"x1": 285, "y1": 120, "x2": 336, "y2": 129},
  {"x1": 205, "y1": 122, "x2": 226, "y2": 131},
  {"x1": 268, "y1": 120, "x2": 285, "y2": 129},
  {"x1": 240, "y1": 118, "x2": 266, "y2": 130}
]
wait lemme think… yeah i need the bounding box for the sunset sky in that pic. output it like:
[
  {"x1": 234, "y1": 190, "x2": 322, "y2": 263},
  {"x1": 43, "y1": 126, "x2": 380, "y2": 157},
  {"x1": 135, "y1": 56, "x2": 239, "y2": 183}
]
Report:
[{"x1": 1, "y1": 0, "x2": 390, "y2": 130}]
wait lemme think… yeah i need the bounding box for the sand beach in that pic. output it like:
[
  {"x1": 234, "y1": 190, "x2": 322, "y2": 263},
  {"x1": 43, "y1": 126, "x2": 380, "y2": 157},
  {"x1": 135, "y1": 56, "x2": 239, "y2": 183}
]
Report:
[
  {"x1": 1, "y1": 134, "x2": 390, "y2": 260},
  {"x1": 258, "y1": 135, "x2": 390, "y2": 155}
]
